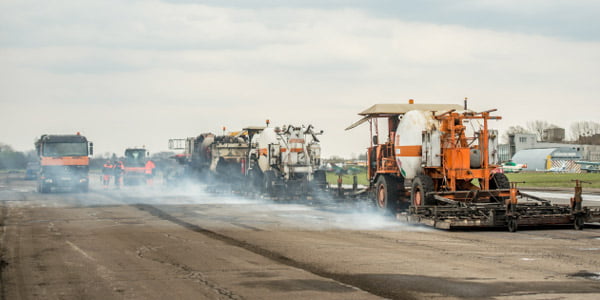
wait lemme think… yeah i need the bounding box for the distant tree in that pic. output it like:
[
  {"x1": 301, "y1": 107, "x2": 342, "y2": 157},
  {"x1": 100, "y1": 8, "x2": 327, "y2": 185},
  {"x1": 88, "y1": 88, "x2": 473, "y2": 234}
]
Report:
[
  {"x1": 357, "y1": 153, "x2": 367, "y2": 161},
  {"x1": 570, "y1": 121, "x2": 600, "y2": 141},
  {"x1": 501, "y1": 125, "x2": 528, "y2": 144},
  {"x1": 0, "y1": 143, "x2": 27, "y2": 170},
  {"x1": 327, "y1": 155, "x2": 346, "y2": 163},
  {"x1": 526, "y1": 120, "x2": 557, "y2": 141},
  {"x1": 25, "y1": 150, "x2": 38, "y2": 163}
]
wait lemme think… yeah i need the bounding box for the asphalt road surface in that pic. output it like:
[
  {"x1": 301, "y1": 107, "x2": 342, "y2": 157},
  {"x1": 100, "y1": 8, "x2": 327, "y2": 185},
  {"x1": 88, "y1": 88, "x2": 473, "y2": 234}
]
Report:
[{"x1": 1, "y1": 174, "x2": 600, "y2": 300}]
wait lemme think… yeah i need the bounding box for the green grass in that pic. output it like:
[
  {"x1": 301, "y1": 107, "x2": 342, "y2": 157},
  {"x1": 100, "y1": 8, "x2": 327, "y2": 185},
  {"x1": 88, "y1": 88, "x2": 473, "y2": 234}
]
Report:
[
  {"x1": 326, "y1": 171, "x2": 370, "y2": 186},
  {"x1": 325, "y1": 170, "x2": 600, "y2": 189},
  {"x1": 505, "y1": 172, "x2": 600, "y2": 188}
]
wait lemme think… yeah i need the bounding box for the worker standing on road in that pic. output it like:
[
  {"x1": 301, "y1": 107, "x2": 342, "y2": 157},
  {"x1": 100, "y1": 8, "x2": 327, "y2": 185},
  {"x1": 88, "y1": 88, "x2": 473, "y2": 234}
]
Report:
[
  {"x1": 145, "y1": 159, "x2": 156, "y2": 186},
  {"x1": 114, "y1": 160, "x2": 124, "y2": 189},
  {"x1": 102, "y1": 160, "x2": 113, "y2": 188}
]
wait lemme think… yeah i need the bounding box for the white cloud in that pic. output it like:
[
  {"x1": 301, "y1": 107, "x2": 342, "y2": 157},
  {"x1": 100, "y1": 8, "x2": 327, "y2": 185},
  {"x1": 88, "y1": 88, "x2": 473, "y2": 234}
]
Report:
[{"x1": 1, "y1": 1, "x2": 599, "y2": 158}]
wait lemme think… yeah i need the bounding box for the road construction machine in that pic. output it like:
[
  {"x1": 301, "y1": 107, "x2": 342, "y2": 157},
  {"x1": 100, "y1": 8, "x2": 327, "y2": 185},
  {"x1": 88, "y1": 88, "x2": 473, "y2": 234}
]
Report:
[
  {"x1": 169, "y1": 129, "x2": 260, "y2": 184},
  {"x1": 169, "y1": 133, "x2": 215, "y2": 178},
  {"x1": 346, "y1": 99, "x2": 600, "y2": 231},
  {"x1": 35, "y1": 133, "x2": 93, "y2": 193},
  {"x1": 246, "y1": 124, "x2": 327, "y2": 197},
  {"x1": 123, "y1": 148, "x2": 148, "y2": 185}
]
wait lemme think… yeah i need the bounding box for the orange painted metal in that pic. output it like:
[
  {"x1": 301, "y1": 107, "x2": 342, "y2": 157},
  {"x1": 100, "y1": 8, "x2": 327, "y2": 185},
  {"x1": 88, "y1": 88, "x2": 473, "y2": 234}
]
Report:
[
  {"x1": 41, "y1": 156, "x2": 89, "y2": 166},
  {"x1": 395, "y1": 145, "x2": 422, "y2": 157}
]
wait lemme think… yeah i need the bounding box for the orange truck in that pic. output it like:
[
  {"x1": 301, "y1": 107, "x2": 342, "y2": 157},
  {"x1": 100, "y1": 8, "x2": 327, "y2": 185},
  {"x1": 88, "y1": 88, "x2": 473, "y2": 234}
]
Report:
[{"x1": 35, "y1": 133, "x2": 93, "y2": 193}]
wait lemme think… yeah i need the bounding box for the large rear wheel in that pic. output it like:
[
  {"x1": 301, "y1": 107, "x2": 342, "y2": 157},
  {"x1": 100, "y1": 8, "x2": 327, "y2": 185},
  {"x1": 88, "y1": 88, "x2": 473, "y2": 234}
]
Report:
[
  {"x1": 489, "y1": 173, "x2": 510, "y2": 202},
  {"x1": 489, "y1": 173, "x2": 510, "y2": 189},
  {"x1": 263, "y1": 170, "x2": 275, "y2": 196},
  {"x1": 375, "y1": 175, "x2": 400, "y2": 213},
  {"x1": 411, "y1": 174, "x2": 435, "y2": 206}
]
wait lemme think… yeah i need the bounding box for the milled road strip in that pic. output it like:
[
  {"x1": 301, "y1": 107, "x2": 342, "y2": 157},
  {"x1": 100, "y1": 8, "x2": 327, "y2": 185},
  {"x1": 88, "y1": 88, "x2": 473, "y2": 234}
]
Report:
[{"x1": 132, "y1": 204, "x2": 385, "y2": 299}]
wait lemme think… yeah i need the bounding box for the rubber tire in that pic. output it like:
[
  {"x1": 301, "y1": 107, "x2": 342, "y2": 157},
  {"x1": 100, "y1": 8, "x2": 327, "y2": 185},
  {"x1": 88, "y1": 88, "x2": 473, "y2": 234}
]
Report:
[
  {"x1": 489, "y1": 173, "x2": 510, "y2": 189},
  {"x1": 507, "y1": 218, "x2": 518, "y2": 232},
  {"x1": 411, "y1": 174, "x2": 435, "y2": 206},
  {"x1": 375, "y1": 175, "x2": 399, "y2": 213},
  {"x1": 574, "y1": 215, "x2": 584, "y2": 230},
  {"x1": 263, "y1": 170, "x2": 275, "y2": 196},
  {"x1": 313, "y1": 170, "x2": 327, "y2": 188},
  {"x1": 249, "y1": 169, "x2": 263, "y2": 193},
  {"x1": 40, "y1": 183, "x2": 50, "y2": 194}
]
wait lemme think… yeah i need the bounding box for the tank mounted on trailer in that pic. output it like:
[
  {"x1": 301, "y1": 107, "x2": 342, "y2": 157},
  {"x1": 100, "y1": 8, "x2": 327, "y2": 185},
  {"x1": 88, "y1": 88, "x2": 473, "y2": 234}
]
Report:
[{"x1": 347, "y1": 99, "x2": 600, "y2": 231}]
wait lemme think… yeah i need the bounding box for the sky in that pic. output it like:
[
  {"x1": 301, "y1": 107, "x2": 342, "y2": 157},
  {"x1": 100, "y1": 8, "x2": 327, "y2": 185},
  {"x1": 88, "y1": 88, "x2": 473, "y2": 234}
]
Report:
[{"x1": 1, "y1": 0, "x2": 599, "y2": 158}]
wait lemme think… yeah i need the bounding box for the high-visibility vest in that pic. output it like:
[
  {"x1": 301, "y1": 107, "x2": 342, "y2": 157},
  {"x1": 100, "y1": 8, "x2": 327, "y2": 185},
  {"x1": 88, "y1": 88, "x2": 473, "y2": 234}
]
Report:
[{"x1": 145, "y1": 161, "x2": 156, "y2": 174}]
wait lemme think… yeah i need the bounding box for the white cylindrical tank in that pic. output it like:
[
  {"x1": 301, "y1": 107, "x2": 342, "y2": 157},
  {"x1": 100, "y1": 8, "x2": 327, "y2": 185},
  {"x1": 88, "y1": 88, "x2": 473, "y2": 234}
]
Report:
[
  {"x1": 255, "y1": 127, "x2": 280, "y2": 172},
  {"x1": 394, "y1": 110, "x2": 438, "y2": 179}
]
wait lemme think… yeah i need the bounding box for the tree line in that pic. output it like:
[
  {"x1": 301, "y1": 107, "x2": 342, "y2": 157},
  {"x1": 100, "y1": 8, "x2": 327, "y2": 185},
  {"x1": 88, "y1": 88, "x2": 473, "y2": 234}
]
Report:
[
  {"x1": 0, "y1": 143, "x2": 36, "y2": 170},
  {"x1": 503, "y1": 120, "x2": 600, "y2": 143},
  {"x1": 0, "y1": 143, "x2": 178, "y2": 171}
]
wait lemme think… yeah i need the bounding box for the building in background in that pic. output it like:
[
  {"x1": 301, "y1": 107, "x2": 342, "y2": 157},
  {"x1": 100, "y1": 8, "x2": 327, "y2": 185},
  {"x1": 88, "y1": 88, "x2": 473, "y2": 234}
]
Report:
[
  {"x1": 500, "y1": 127, "x2": 600, "y2": 172},
  {"x1": 542, "y1": 127, "x2": 565, "y2": 143},
  {"x1": 511, "y1": 147, "x2": 582, "y2": 172}
]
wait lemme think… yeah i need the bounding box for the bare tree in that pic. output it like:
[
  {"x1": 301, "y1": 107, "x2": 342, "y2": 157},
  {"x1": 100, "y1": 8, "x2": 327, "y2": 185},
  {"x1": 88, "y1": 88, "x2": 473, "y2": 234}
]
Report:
[
  {"x1": 570, "y1": 121, "x2": 600, "y2": 141},
  {"x1": 526, "y1": 120, "x2": 557, "y2": 141}
]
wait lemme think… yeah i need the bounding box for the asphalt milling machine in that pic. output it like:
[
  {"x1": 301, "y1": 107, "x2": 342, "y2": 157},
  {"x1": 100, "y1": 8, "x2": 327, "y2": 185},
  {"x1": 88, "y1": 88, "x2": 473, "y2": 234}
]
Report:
[
  {"x1": 169, "y1": 123, "x2": 328, "y2": 199},
  {"x1": 346, "y1": 99, "x2": 600, "y2": 232}
]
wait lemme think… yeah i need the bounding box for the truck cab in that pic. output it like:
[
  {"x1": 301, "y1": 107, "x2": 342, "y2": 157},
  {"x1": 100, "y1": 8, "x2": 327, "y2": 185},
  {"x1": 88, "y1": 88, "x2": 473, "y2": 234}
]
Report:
[
  {"x1": 35, "y1": 133, "x2": 93, "y2": 193},
  {"x1": 123, "y1": 148, "x2": 148, "y2": 185}
]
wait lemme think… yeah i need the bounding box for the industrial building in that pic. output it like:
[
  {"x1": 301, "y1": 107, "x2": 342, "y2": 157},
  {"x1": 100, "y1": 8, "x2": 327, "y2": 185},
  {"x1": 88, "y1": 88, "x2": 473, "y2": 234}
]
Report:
[
  {"x1": 511, "y1": 147, "x2": 582, "y2": 172},
  {"x1": 501, "y1": 128, "x2": 600, "y2": 172}
]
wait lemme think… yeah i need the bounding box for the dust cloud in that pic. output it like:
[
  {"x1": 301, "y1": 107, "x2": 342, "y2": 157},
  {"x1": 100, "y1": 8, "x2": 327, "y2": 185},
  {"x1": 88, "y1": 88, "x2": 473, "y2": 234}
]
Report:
[{"x1": 92, "y1": 177, "x2": 427, "y2": 232}]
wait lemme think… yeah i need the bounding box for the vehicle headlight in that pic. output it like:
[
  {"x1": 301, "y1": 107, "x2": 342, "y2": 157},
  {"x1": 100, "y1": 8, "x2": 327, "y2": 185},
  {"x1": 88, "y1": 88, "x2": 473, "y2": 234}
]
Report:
[
  {"x1": 79, "y1": 178, "x2": 88, "y2": 183},
  {"x1": 45, "y1": 179, "x2": 53, "y2": 183}
]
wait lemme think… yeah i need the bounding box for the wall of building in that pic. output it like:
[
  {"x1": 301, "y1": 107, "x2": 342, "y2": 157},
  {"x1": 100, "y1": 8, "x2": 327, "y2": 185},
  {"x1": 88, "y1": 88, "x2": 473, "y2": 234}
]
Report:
[
  {"x1": 542, "y1": 128, "x2": 565, "y2": 142},
  {"x1": 508, "y1": 133, "x2": 537, "y2": 158}
]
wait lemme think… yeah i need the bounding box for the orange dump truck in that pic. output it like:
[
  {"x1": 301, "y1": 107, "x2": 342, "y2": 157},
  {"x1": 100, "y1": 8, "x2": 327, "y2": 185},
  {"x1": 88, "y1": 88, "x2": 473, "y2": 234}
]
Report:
[{"x1": 35, "y1": 133, "x2": 93, "y2": 193}]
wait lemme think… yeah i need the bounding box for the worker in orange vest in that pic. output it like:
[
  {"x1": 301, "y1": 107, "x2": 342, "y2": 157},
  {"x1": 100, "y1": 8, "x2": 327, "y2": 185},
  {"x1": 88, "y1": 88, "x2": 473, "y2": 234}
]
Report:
[
  {"x1": 145, "y1": 159, "x2": 156, "y2": 186},
  {"x1": 114, "y1": 160, "x2": 124, "y2": 189},
  {"x1": 102, "y1": 160, "x2": 113, "y2": 188}
]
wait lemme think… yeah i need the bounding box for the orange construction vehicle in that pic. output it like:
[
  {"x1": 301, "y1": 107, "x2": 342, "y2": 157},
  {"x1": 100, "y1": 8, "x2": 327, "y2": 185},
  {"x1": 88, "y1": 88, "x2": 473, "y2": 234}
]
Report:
[
  {"x1": 123, "y1": 148, "x2": 148, "y2": 185},
  {"x1": 35, "y1": 133, "x2": 93, "y2": 193},
  {"x1": 347, "y1": 99, "x2": 600, "y2": 232}
]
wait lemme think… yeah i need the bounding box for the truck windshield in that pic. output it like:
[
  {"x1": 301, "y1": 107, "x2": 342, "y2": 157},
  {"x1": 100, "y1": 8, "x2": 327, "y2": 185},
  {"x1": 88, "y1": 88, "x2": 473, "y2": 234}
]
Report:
[
  {"x1": 43, "y1": 142, "x2": 88, "y2": 157},
  {"x1": 125, "y1": 150, "x2": 146, "y2": 166}
]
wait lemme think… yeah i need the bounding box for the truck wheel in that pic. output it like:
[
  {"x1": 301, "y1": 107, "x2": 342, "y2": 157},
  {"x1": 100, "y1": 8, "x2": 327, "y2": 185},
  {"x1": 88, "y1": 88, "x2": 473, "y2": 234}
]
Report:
[
  {"x1": 375, "y1": 175, "x2": 398, "y2": 213},
  {"x1": 247, "y1": 169, "x2": 262, "y2": 192},
  {"x1": 411, "y1": 174, "x2": 434, "y2": 206},
  {"x1": 313, "y1": 170, "x2": 327, "y2": 189},
  {"x1": 574, "y1": 215, "x2": 584, "y2": 230},
  {"x1": 490, "y1": 173, "x2": 510, "y2": 189},
  {"x1": 507, "y1": 218, "x2": 518, "y2": 232},
  {"x1": 490, "y1": 173, "x2": 510, "y2": 202},
  {"x1": 263, "y1": 171, "x2": 274, "y2": 195},
  {"x1": 40, "y1": 183, "x2": 50, "y2": 194}
]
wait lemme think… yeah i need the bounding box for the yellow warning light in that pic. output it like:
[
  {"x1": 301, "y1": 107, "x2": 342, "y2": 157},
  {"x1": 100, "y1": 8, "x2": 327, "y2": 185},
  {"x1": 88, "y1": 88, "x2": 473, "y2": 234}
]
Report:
[{"x1": 408, "y1": 99, "x2": 414, "y2": 104}]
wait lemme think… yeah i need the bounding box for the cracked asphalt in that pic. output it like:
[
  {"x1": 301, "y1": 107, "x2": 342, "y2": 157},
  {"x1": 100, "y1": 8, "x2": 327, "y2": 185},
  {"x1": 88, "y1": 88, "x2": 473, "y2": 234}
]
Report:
[{"x1": 2, "y1": 174, "x2": 600, "y2": 299}]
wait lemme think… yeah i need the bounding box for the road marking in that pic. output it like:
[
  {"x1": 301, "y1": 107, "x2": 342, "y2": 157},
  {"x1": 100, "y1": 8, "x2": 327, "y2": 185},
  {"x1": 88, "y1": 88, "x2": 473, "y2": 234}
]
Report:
[{"x1": 66, "y1": 240, "x2": 95, "y2": 261}]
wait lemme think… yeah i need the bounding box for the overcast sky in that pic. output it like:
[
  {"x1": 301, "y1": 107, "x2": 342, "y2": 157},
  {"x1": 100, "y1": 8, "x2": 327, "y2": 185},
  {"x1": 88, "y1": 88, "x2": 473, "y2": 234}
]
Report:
[{"x1": 1, "y1": 0, "x2": 599, "y2": 158}]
